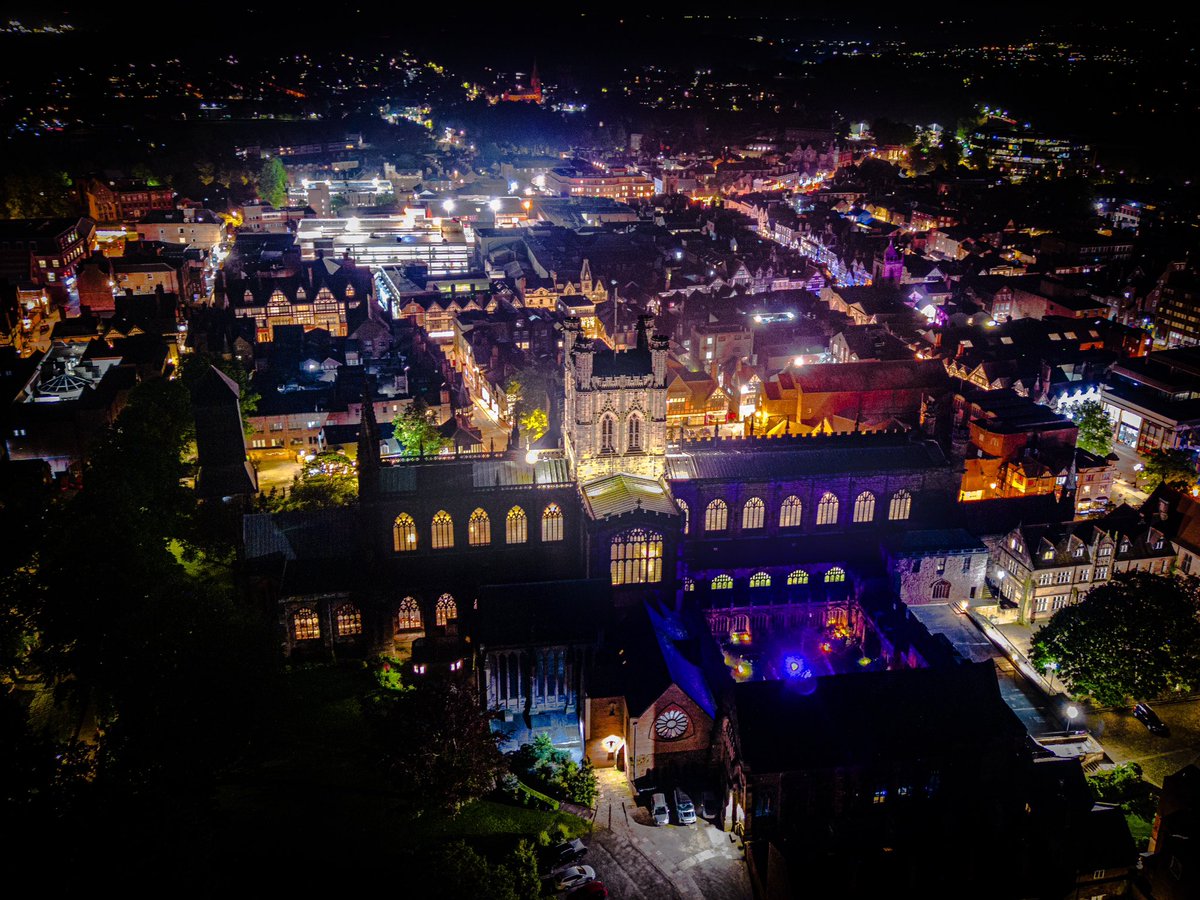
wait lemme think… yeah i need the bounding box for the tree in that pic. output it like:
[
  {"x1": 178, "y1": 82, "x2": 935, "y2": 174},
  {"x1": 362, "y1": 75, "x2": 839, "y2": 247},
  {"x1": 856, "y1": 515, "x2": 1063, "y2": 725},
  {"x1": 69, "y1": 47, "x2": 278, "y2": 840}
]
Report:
[
  {"x1": 268, "y1": 452, "x2": 358, "y2": 511},
  {"x1": 520, "y1": 408, "x2": 549, "y2": 443},
  {"x1": 1073, "y1": 400, "x2": 1113, "y2": 457},
  {"x1": 1031, "y1": 572, "x2": 1200, "y2": 705},
  {"x1": 366, "y1": 674, "x2": 506, "y2": 815},
  {"x1": 257, "y1": 157, "x2": 288, "y2": 208},
  {"x1": 391, "y1": 399, "x2": 451, "y2": 458},
  {"x1": 1141, "y1": 447, "x2": 1197, "y2": 491}
]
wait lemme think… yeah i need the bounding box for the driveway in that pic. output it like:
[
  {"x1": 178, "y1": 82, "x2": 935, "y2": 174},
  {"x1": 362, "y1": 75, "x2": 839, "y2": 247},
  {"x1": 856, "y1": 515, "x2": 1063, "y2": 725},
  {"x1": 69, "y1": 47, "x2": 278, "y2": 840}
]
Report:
[
  {"x1": 581, "y1": 769, "x2": 750, "y2": 900},
  {"x1": 1085, "y1": 699, "x2": 1200, "y2": 787}
]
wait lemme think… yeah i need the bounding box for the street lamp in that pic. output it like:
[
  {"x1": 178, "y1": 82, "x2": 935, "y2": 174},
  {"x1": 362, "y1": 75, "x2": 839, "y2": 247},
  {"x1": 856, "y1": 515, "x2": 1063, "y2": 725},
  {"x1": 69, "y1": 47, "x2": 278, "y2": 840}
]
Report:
[{"x1": 1065, "y1": 704, "x2": 1080, "y2": 733}]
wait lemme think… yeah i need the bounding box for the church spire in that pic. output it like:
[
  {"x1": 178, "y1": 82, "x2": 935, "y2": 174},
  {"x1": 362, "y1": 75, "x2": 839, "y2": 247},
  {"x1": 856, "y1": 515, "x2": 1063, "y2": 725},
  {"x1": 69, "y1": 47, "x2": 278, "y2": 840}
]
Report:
[{"x1": 358, "y1": 382, "x2": 381, "y2": 501}]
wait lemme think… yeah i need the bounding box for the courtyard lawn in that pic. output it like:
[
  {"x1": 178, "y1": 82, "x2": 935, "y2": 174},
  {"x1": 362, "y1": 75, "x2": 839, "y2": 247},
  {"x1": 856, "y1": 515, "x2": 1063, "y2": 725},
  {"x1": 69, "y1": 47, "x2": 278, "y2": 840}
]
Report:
[{"x1": 423, "y1": 799, "x2": 590, "y2": 841}]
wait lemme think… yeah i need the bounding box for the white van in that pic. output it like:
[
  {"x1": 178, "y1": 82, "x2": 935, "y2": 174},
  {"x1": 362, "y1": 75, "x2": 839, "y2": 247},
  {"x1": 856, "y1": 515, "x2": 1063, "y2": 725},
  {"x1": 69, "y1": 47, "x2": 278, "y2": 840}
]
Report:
[
  {"x1": 651, "y1": 792, "x2": 670, "y2": 826},
  {"x1": 674, "y1": 789, "x2": 697, "y2": 825}
]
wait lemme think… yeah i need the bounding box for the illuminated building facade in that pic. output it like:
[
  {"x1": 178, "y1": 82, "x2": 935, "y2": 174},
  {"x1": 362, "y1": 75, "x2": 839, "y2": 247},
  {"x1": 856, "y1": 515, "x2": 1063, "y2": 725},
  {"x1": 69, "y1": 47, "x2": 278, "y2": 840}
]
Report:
[
  {"x1": 544, "y1": 166, "x2": 655, "y2": 202},
  {"x1": 295, "y1": 210, "x2": 475, "y2": 275}
]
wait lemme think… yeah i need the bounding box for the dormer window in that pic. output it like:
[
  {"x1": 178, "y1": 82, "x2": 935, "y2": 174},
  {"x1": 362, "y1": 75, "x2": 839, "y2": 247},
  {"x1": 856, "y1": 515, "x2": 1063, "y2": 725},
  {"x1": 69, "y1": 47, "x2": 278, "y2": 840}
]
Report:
[
  {"x1": 1099, "y1": 545, "x2": 1112, "y2": 557},
  {"x1": 1120, "y1": 541, "x2": 1131, "y2": 553},
  {"x1": 1073, "y1": 546, "x2": 1084, "y2": 558},
  {"x1": 1043, "y1": 550, "x2": 1054, "y2": 560}
]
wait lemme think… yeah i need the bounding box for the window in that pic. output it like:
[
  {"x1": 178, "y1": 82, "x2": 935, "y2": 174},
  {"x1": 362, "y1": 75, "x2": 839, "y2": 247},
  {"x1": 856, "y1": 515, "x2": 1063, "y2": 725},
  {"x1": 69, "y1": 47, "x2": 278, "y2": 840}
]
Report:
[
  {"x1": 610, "y1": 528, "x2": 663, "y2": 585},
  {"x1": 293, "y1": 607, "x2": 320, "y2": 641},
  {"x1": 931, "y1": 580, "x2": 951, "y2": 600},
  {"x1": 542, "y1": 503, "x2": 564, "y2": 541},
  {"x1": 335, "y1": 604, "x2": 362, "y2": 637},
  {"x1": 888, "y1": 489, "x2": 912, "y2": 521},
  {"x1": 1038, "y1": 573, "x2": 1052, "y2": 586},
  {"x1": 677, "y1": 499, "x2": 689, "y2": 534},
  {"x1": 1035, "y1": 598, "x2": 1049, "y2": 613},
  {"x1": 1119, "y1": 540, "x2": 1130, "y2": 553},
  {"x1": 1096, "y1": 565, "x2": 1109, "y2": 580},
  {"x1": 787, "y1": 569, "x2": 809, "y2": 585},
  {"x1": 705, "y1": 499, "x2": 728, "y2": 532},
  {"x1": 599, "y1": 414, "x2": 616, "y2": 452},
  {"x1": 825, "y1": 567, "x2": 846, "y2": 583},
  {"x1": 779, "y1": 495, "x2": 803, "y2": 528},
  {"x1": 1052, "y1": 595, "x2": 1069, "y2": 611},
  {"x1": 1098, "y1": 545, "x2": 1112, "y2": 557},
  {"x1": 435, "y1": 594, "x2": 457, "y2": 626},
  {"x1": 962, "y1": 556, "x2": 972, "y2": 574},
  {"x1": 431, "y1": 510, "x2": 454, "y2": 549},
  {"x1": 1055, "y1": 571, "x2": 1071, "y2": 584},
  {"x1": 816, "y1": 492, "x2": 839, "y2": 526},
  {"x1": 627, "y1": 413, "x2": 642, "y2": 452},
  {"x1": 393, "y1": 513, "x2": 417, "y2": 552},
  {"x1": 396, "y1": 597, "x2": 422, "y2": 631},
  {"x1": 873, "y1": 789, "x2": 887, "y2": 805},
  {"x1": 711, "y1": 574, "x2": 734, "y2": 590},
  {"x1": 742, "y1": 497, "x2": 765, "y2": 530},
  {"x1": 853, "y1": 491, "x2": 876, "y2": 523},
  {"x1": 749, "y1": 572, "x2": 771, "y2": 588},
  {"x1": 683, "y1": 577, "x2": 695, "y2": 592},
  {"x1": 505, "y1": 506, "x2": 527, "y2": 544}
]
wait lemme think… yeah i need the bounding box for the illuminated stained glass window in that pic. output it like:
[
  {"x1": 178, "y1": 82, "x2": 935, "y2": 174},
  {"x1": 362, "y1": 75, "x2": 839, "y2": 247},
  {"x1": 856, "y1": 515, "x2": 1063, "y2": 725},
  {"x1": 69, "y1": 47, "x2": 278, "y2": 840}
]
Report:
[
  {"x1": 711, "y1": 574, "x2": 734, "y2": 590},
  {"x1": 787, "y1": 569, "x2": 809, "y2": 585},
  {"x1": 396, "y1": 597, "x2": 422, "y2": 631},
  {"x1": 749, "y1": 572, "x2": 771, "y2": 588},
  {"x1": 393, "y1": 513, "x2": 417, "y2": 552},
  {"x1": 468, "y1": 508, "x2": 491, "y2": 546},
  {"x1": 742, "y1": 497, "x2": 765, "y2": 530},
  {"x1": 293, "y1": 607, "x2": 320, "y2": 641},
  {"x1": 889, "y1": 490, "x2": 912, "y2": 521},
  {"x1": 825, "y1": 567, "x2": 846, "y2": 583},
  {"x1": 431, "y1": 510, "x2": 454, "y2": 549},
  {"x1": 779, "y1": 495, "x2": 803, "y2": 528},
  {"x1": 705, "y1": 499, "x2": 728, "y2": 532},
  {"x1": 335, "y1": 604, "x2": 362, "y2": 637},
  {"x1": 435, "y1": 594, "x2": 457, "y2": 626},
  {"x1": 542, "y1": 504, "x2": 564, "y2": 542},
  {"x1": 610, "y1": 528, "x2": 663, "y2": 585},
  {"x1": 506, "y1": 506, "x2": 527, "y2": 544},
  {"x1": 817, "y1": 492, "x2": 839, "y2": 526},
  {"x1": 853, "y1": 491, "x2": 876, "y2": 523}
]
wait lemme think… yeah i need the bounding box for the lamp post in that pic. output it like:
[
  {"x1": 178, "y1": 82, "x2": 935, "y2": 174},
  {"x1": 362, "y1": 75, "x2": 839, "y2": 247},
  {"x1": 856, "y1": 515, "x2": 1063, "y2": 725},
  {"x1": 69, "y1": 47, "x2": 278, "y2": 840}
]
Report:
[{"x1": 1065, "y1": 704, "x2": 1080, "y2": 733}]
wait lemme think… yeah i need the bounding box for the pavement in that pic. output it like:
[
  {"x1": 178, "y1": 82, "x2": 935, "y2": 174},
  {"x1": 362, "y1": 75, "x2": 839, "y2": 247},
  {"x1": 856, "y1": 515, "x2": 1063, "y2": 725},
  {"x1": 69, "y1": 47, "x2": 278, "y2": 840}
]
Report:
[{"x1": 572, "y1": 769, "x2": 750, "y2": 900}]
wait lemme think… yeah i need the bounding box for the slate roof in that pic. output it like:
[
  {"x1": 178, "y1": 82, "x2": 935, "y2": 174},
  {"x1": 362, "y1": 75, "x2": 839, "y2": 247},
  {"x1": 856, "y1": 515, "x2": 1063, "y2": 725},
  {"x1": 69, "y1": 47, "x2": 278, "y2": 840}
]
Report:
[
  {"x1": 881, "y1": 528, "x2": 987, "y2": 557},
  {"x1": 581, "y1": 473, "x2": 681, "y2": 520},
  {"x1": 589, "y1": 345, "x2": 654, "y2": 379},
  {"x1": 791, "y1": 359, "x2": 948, "y2": 394},
  {"x1": 473, "y1": 580, "x2": 610, "y2": 648},
  {"x1": 732, "y1": 662, "x2": 1023, "y2": 774}
]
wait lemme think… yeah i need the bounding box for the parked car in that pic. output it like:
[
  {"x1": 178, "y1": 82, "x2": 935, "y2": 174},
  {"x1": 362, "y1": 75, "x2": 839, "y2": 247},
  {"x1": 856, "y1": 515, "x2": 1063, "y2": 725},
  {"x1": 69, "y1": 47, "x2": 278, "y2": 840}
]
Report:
[
  {"x1": 651, "y1": 792, "x2": 670, "y2": 826},
  {"x1": 700, "y1": 791, "x2": 719, "y2": 821},
  {"x1": 1133, "y1": 702, "x2": 1170, "y2": 736},
  {"x1": 674, "y1": 789, "x2": 697, "y2": 825},
  {"x1": 553, "y1": 839, "x2": 587, "y2": 866},
  {"x1": 570, "y1": 882, "x2": 608, "y2": 898},
  {"x1": 556, "y1": 866, "x2": 597, "y2": 892}
]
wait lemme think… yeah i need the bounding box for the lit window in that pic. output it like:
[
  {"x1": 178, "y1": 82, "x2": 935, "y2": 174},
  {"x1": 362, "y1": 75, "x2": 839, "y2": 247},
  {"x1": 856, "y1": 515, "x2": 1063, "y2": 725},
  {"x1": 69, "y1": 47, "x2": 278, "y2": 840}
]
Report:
[
  {"x1": 742, "y1": 497, "x2": 765, "y2": 530},
  {"x1": 599, "y1": 414, "x2": 616, "y2": 452},
  {"x1": 293, "y1": 607, "x2": 320, "y2": 641},
  {"x1": 393, "y1": 513, "x2": 417, "y2": 552},
  {"x1": 396, "y1": 597, "x2": 422, "y2": 631},
  {"x1": 779, "y1": 495, "x2": 802, "y2": 528},
  {"x1": 435, "y1": 594, "x2": 457, "y2": 626},
  {"x1": 787, "y1": 569, "x2": 809, "y2": 585},
  {"x1": 853, "y1": 491, "x2": 875, "y2": 523},
  {"x1": 505, "y1": 506, "x2": 527, "y2": 544},
  {"x1": 705, "y1": 499, "x2": 728, "y2": 532},
  {"x1": 627, "y1": 413, "x2": 643, "y2": 452},
  {"x1": 677, "y1": 499, "x2": 689, "y2": 534},
  {"x1": 888, "y1": 490, "x2": 912, "y2": 521},
  {"x1": 335, "y1": 604, "x2": 362, "y2": 637},
  {"x1": 825, "y1": 567, "x2": 846, "y2": 583},
  {"x1": 542, "y1": 504, "x2": 564, "y2": 541},
  {"x1": 711, "y1": 574, "x2": 734, "y2": 590},
  {"x1": 431, "y1": 510, "x2": 454, "y2": 549},
  {"x1": 816, "y1": 492, "x2": 839, "y2": 526},
  {"x1": 610, "y1": 528, "x2": 663, "y2": 585},
  {"x1": 749, "y1": 572, "x2": 771, "y2": 588}
]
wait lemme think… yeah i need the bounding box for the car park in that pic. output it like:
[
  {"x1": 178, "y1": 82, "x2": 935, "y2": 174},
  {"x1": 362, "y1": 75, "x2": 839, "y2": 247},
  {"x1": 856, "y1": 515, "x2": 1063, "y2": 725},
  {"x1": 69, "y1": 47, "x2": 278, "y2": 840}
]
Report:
[
  {"x1": 651, "y1": 792, "x2": 670, "y2": 826},
  {"x1": 1133, "y1": 702, "x2": 1169, "y2": 735},
  {"x1": 674, "y1": 789, "x2": 697, "y2": 825}
]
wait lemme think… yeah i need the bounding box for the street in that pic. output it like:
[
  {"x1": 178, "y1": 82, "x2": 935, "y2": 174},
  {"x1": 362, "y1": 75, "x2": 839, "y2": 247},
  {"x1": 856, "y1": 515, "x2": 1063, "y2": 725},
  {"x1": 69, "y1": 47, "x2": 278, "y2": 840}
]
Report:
[
  {"x1": 575, "y1": 769, "x2": 750, "y2": 900},
  {"x1": 1082, "y1": 699, "x2": 1200, "y2": 787}
]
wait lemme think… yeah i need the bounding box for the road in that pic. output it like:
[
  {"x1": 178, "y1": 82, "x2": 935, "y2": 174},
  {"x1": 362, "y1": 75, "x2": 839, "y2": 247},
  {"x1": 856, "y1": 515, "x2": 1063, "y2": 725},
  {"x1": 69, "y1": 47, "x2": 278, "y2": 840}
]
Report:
[
  {"x1": 574, "y1": 769, "x2": 750, "y2": 900},
  {"x1": 1083, "y1": 699, "x2": 1200, "y2": 787}
]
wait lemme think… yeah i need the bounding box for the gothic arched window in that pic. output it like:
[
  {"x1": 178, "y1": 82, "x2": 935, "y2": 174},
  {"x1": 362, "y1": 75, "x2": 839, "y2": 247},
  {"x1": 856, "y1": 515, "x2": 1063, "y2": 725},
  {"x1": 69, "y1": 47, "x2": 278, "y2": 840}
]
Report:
[
  {"x1": 932, "y1": 580, "x2": 951, "y2": 600},
  {"x1": 742, "y1": 497, "x2": 765, "y2": 530},
  {"x1": 335, "y1": 604, "x2": 362, "y2": 637},
  {"x1": 816, "y1": 492, "x2": 839, "y2": 526},
  {"x1": 435, "y1": 594, "x2": 457, "y2": 626},
  {"x1": 393, "y1": 513, "x2": 417, "y2": 552},
  {"x1": 293, "y1": 607, "x2": 320, "y2": 641},
  {"x1": 749, "y1": 572, "x2": 771, "y2": 588},
  {"x1": 610, "y1": 528, "x2": 663, "y2": 585},
  {"x1": 825, "y1": 567, "x2": 846, "y2": 583},
  {"x1": 787, "y1": 569, "x2": 809, "y2": 585},
  {"x1": 431, "y1": 510, "x2": 454, "y2": 549},
  {"x1": 627, "y1": 413, "x2": 643, "y2": 452},
  {"x1": 677, "y1": 499, "x2": 689, "y2": 535},
  {"x1": 705, "y1": 499, "x2": 728, "y2": 532},
  {"x1": 468, "y1": 508, "x2": 491, "y2": 546},
  {"x1": 506, "y1": 506, "x2": 527, "y2": 544},
  {"x1": 853, "y1": 491, "x2": 876, "y2": 523},
  {"x1": 396, "y1": 597, "x2": 422, "y2": 631},
  {"x1": 711, "y1": 574, "x2": 734, "y2": 590},
  {"x1": 889, "y1": 489, "x2": 912, "y2": 521},
  {"x1": 542, "y1": 504, "x2": 564, "y2": 541},
  {"x1": 599, "y1": 414, "x2": 616, "y2": 453},
  {"x1": 779, "y1": 495, "x2": 803, "y2": 528}
]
